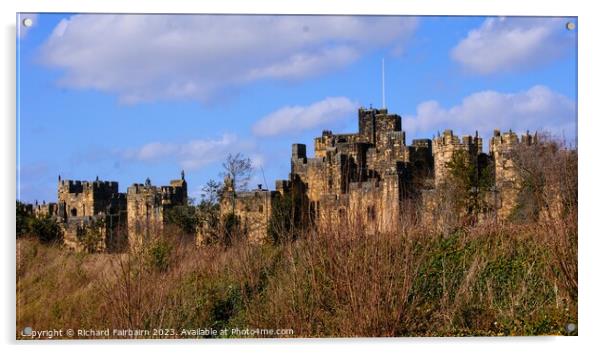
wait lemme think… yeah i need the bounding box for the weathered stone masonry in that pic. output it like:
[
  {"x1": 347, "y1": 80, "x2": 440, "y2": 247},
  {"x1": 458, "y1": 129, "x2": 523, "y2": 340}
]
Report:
[
  {"x1": 38, "y1": 172, "x2": 187, "y2": 252},
  {"x1": 30, "y1": 106, "x2": 536, "y2": 249},
  {"x1": 224, "y1": 107, "x2": 537, "y2": 241},
  {"x1": 127, "y1": 173, "x2": 188, "y2": 250}
]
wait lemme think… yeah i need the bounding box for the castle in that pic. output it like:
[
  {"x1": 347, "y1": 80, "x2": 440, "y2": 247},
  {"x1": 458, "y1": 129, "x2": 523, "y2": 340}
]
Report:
[
  {"x1": 25, "y1": 106, "x2": 537, "y2": 251},
  {"x1": 216, "y1": 107, "x2": 537, "y2": 242},
  {"x1": 30, "y1": 172, "x2": 188, "y2": 252}
]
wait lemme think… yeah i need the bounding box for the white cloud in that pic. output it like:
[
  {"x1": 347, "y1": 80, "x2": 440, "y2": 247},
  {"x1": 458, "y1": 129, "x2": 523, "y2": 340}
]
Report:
[
  {"x1": 40, "y1": 15, "x2": 418, "y2": 104},
  {"x1": 404, "y1": 85, "x2": 576, "y2": 140},
  {"x1": 451, "y1": 17, "x2": 574, "y2": 74},
  {"x1": 252, "y1": 97, "x2": 358, "y2": 136},
  {"x1": 122, "y1": 133, "x2": 256, "y2": 170}
]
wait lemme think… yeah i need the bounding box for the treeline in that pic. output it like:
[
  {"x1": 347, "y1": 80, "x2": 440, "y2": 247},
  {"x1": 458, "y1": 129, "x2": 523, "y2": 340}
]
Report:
[{"x1": 16, "y1": 202, "x2": 62, "y2": 243}]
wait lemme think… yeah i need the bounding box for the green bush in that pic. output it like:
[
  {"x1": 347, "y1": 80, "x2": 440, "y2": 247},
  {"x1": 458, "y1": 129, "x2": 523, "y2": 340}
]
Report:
[
  {"x1": 30, "y1": 216, "x2": 62, "y2": 244},
  {"x1": 164, "y1": 205, "x2": 199, "y2": 235},
  {"x1": 16, "y1": 201, "x2": 33, "y2": 238},
  {"x1": 147, "y1": 239, "x2": 172, "y2": 272},
  {"x1": 78, "y1": 219, "x2": 105, "y2": 253},
  {"x1": 445, "y1": 150, "x2": 493, "y2": 217}
]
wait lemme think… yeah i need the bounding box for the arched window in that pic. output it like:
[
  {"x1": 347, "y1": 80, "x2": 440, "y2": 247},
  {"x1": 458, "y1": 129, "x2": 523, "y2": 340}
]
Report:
[{"x1": 70, "y1": 208, "x2": 77, "y2": 217}]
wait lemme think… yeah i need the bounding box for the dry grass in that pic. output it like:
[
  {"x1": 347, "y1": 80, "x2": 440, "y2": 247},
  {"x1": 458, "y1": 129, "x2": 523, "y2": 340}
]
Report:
[{"x1": 16, "y1": 207, "x2": 577, "y2": 338}]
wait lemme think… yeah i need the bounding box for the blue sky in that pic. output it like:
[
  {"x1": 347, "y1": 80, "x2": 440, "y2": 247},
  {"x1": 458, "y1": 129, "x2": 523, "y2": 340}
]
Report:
[{"x1": 16, "y1": 14, "x2": 577, "y2": 203}]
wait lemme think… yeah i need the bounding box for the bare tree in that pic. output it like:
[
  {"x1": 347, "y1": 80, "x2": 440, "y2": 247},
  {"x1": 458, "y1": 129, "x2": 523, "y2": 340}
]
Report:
[
  {"x1": 221, "y1": 153, "x2": 253, "y2": 191},
  {"x1": 221, "y1": 153, "x2": 253, "y2": 213},
  {"x1": 200, "y1": 179, "x2": 223, "y2": 207}
]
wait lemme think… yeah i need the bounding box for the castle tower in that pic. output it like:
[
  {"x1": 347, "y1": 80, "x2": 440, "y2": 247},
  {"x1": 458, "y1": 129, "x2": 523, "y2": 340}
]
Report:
[
  {"x1": 57, "y1": 178, "x2": 119, "y2": 220},
  {"x1": 489, "y1": 129, "x2": 535, "y2": 219},
  {"x1": 292, "y1": 143, "x2": 307, "y2": 162},
  {"x1": 358, "y1": 107, "x2": 402, "y2": 147},
  {"x1": 127, "y1": 181, "x2": 163, "y2": 250},
  {"x1": 432, "y1": 130, "x2": 482, "y2": 187},
  {"x1": 166, "y1": 170, "x2": 188, "y2": 206},
  {"x1": 56, "y1": 177, "x2": 125, "y2": 252},
  {"x1": 126, "y1": 172, "x2": 188, "y2": 250}
]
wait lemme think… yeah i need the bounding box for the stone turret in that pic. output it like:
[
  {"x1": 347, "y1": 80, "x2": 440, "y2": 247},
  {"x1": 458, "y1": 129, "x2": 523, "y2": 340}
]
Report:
[
  {"x1": 432, "y1": 130, "x2": 482, "y2": 187},
  {"x1": 125, "y1": 173, "x2": 188, "y2": 250},
  {"x1": 489, "y1": 129, "x2": 536, "y2": 219}
]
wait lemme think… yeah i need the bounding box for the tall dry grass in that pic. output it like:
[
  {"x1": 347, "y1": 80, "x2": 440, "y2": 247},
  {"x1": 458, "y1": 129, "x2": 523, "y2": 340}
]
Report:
[{"x1": 16, "y1": 210, "x2": 577, "y2": 337}]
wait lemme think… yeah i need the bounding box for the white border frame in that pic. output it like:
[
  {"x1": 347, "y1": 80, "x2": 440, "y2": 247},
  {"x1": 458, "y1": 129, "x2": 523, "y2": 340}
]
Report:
[{"x1": 3, "y1": 1, "x2": 599, "y2": 352}]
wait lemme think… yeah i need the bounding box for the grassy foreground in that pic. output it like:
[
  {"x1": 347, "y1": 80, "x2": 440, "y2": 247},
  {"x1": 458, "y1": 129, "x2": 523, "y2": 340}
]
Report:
[{"x1": 16, "y1": 211, "x2": 577, "y2": 338}]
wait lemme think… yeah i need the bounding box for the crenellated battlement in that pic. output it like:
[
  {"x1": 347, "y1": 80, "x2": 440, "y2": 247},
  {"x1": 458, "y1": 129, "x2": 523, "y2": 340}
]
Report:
[
  {"x1": 433, "y1": 129, "x2": 482, "y2": 150},
  {"x1": 58, "y1": 178, "x2": 119, "y2": 194},
  {"x1": 489, "y1": 129, "x2": 536, "y2": 153}
]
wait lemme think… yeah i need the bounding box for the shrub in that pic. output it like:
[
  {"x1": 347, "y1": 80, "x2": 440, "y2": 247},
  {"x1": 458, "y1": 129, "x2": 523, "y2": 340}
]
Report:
[
  {"x1": 29, "y1": 216, "x2": 62, "y2": 244},
  {"x1": 164, "y1": 205, "x2": 199, "y2": 235},
  {"x1": 147, "y1": 239, "x2": 172, "y2": 272},
  {"x1": 267, "y1": 193, "x2": 295, "y2": 244},
  {"x1": 445, "y1": 150, "x2": 493, "y2": 218},
  {"x1": 16, "y1": 201, "x2": 32, "y2": 238},
  {"x1": 78, "y1": 218, "x2": 105, "y2": 253}
]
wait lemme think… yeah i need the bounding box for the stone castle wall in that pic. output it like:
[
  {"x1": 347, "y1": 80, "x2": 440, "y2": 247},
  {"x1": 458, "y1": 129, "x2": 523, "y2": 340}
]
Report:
[
  {"x1": 30, "y1": 106, "x2": 539, "y2": 250},
  {"x1": 32, "y1": 172, "x2": 187, "y2": 253},
  {"x1": 33, "y1": 201, "x2": 57, "y2": 218},
  {"x1": 224, "y1": 107, "x2": 538, "y2": 240},
  {"x1": 220, "y1": 184, "x2": 275, "y2": 243},
  {"x1": 225, "y1": 108, "x2": 414, "y2": 236},
  {"x1": 127, "y1": 182, "x2": 165, "y2": 250},
  {"x1": 127, "y1": 175, "x2": 187, "y2": 250}
]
